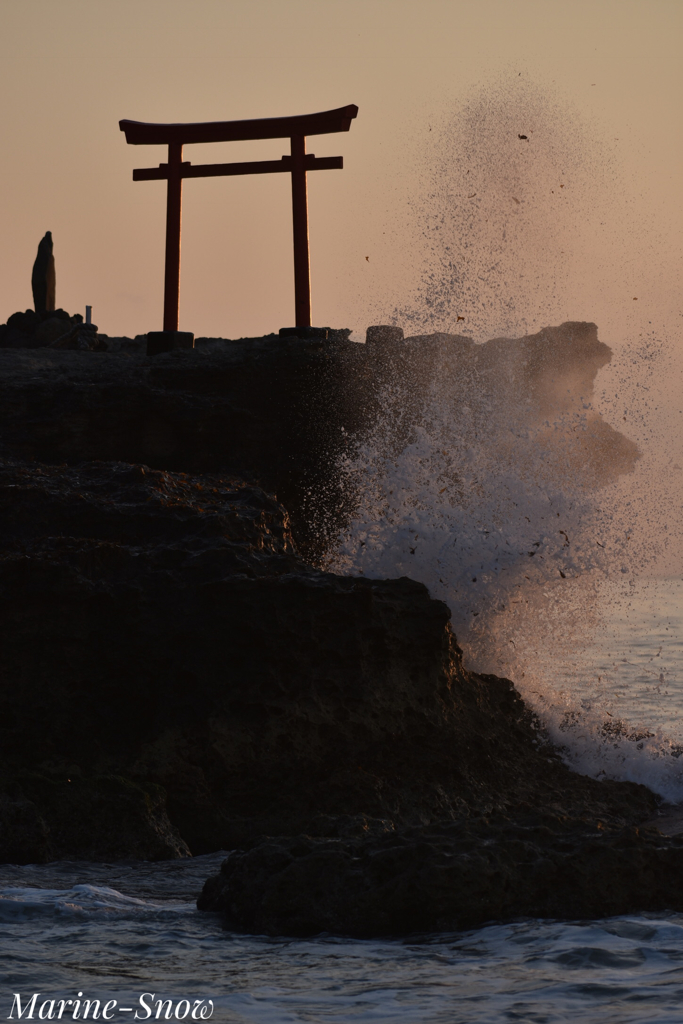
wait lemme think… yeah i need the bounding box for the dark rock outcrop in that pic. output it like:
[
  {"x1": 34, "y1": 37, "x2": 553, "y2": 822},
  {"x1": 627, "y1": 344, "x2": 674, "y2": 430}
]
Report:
[
  {"x1": 0, "y1": 321, "x2": 639, "y2": 562},
  {"x1": 0, "y1": 774, "x2": 190, "y2": 864},
  {"x1": 0, "y1": 323, "x2": 670, "y2": 934},
  {"x1": 198, "y1": 818, "x2": 683, "y2": 937},
  {"x1": 0, "y1": 308, "x2": 103, "y2": 351},
  {"x1": 0, "y1": 453, "x2": 657, "y2": 862},
  {"x1": 0, "y1": 451, "x2": 658, "y2": 864}
]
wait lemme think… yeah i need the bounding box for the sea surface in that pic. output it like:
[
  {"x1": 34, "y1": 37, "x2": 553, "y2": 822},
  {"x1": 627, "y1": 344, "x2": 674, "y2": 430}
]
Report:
[
  {"x1": 2, "y1": 577, "x2": 683, "y2": 1024},
  {"x1": 530, "y1": 577, "x2": 683, "y2": 739}
]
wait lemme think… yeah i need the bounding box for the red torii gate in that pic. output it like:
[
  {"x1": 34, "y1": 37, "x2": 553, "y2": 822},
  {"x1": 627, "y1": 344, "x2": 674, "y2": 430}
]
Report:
[{"x1": 119, "y1": 104, "x2": 358, "y2": 334}]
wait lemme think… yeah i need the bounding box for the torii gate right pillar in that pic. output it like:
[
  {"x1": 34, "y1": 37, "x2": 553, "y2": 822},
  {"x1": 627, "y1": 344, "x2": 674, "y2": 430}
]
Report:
[
  {"x1": 163, "y1": 142, "x2": 183, "y2": 332},
  {"x1": 290, "y1": 135, "x2": 311, "y2": 328}
]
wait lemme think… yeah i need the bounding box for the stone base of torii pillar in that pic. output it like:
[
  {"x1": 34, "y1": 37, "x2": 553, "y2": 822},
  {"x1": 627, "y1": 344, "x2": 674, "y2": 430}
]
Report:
[{"x1": 147, "y1": 330, "x2": 195, "y2": 357}]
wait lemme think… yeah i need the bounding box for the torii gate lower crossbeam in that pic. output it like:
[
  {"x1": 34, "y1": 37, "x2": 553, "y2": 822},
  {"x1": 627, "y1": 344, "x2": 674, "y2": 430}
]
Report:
[{"x1": 120, "y1": 105, "x2": 358, "y2": 332}]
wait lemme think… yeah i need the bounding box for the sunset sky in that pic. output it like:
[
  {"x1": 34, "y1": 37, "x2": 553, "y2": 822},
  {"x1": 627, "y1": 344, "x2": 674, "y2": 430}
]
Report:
[{"x1": 0, "y1": 0, "x2": 680, "y2": 351}]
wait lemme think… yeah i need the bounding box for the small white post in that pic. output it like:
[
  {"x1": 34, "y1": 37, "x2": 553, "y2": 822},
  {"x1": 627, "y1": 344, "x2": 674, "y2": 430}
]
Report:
[{"x1": 85, "y1": 305, "x2": 92, "y2": 325}]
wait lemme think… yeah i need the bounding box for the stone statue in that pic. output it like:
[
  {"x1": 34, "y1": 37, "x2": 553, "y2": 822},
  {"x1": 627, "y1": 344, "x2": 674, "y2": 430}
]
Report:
[{"x1": 32, "y1": 231, "x2": 56, "y2": 316}]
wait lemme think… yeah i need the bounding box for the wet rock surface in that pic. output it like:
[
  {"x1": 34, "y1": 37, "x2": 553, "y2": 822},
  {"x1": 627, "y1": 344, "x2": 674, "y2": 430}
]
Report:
[
  {"x1": 0, "y1": 446, "x2": 662, "y2": 874},
  {"x1": 0, "y1": 451, "x2": 658, "y2": 865},
  {"x1": 0, "y1": 321, "x2": 638, "y2": 561},
  {"x1": 198, "y1": 818, "x2": 683, "y2": 937},
  {"x1": 0, "y1": 773, "x2": 190, "y2": 864},
  {"x1": 0, "y1": 336, "x2": 362, "y2": 561},
  {"x1": 0, "y1": 324, "x2": 675, "y2": 933}
]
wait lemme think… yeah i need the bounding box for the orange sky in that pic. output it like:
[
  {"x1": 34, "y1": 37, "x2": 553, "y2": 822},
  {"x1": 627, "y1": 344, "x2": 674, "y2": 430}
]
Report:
[{"x1": 0, "y1": 0, "x2": 680, "y2": 346}]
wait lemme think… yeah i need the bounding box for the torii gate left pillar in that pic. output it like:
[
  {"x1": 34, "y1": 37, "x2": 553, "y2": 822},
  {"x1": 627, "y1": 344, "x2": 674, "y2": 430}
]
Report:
[{"x1": 120, "y1": 105, "x2": 358, "y2": 333}]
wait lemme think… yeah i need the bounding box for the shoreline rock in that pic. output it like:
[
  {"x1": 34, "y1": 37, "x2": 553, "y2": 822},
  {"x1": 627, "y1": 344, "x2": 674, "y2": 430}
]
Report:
[
  {"x1": 0, "y1": 323, "x2": 674, "y2": 935},
  {"x1": 0, "y1": 451, "x2": 658, "y2": 864},
  {"x1": 0, "y1": 321, "x2": 639, "y2": 563},
  {"x1": 197, "y1": 818, "x2": 683, "y2": 937}
]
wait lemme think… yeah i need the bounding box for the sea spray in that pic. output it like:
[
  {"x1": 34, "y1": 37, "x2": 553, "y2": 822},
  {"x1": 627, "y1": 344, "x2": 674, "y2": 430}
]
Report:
[
  {"x1": 335, "y1": 72, "x2": 683, "y2": 801},
  {"x1": 331, "y1": 321, "x2": 640, "y2": 658},
  {"x1": 362, "y1": 74, "x2": 628, "y2": 343},
  {"x1": 329, "y1": 322, "x2": 683, "y2": 801}
]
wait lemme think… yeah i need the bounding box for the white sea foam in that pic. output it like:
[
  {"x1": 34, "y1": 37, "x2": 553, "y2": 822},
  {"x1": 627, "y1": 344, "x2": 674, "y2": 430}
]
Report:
[{"x1": 0, "y1": 884, "x2": 194, "y2": 922}]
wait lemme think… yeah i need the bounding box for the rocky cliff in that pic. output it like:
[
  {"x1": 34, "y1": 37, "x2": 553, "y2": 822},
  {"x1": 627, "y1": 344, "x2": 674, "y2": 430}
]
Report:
[{"x1": 0, "y1": 324, "x2": 673, "y2": 936}]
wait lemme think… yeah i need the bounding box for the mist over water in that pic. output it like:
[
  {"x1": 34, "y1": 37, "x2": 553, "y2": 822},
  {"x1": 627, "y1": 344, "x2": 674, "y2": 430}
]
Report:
[{"x1": 333, "y1": 79, "x2": 683, "y2": 802}]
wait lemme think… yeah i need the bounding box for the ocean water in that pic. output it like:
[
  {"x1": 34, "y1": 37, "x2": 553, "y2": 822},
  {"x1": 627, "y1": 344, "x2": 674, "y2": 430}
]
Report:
[
  {"x1": 3, "y1": 867, "x2": 683, "y2": 1023},
  {"x1": 524, "y1": 576, "x2": 683, "y2": 802},
  {"x1": 4, "y1": 864, "x2": 683, "y2": 1024},
  {"x1": 2, "y1": 582, "x2": 683, "y2": 1024}
]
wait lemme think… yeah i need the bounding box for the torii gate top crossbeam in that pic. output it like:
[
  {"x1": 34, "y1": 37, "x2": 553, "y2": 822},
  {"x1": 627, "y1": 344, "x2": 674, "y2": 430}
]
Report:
[{"x1": 120, "y1": 104, "x2": 358, "y2": 146}]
